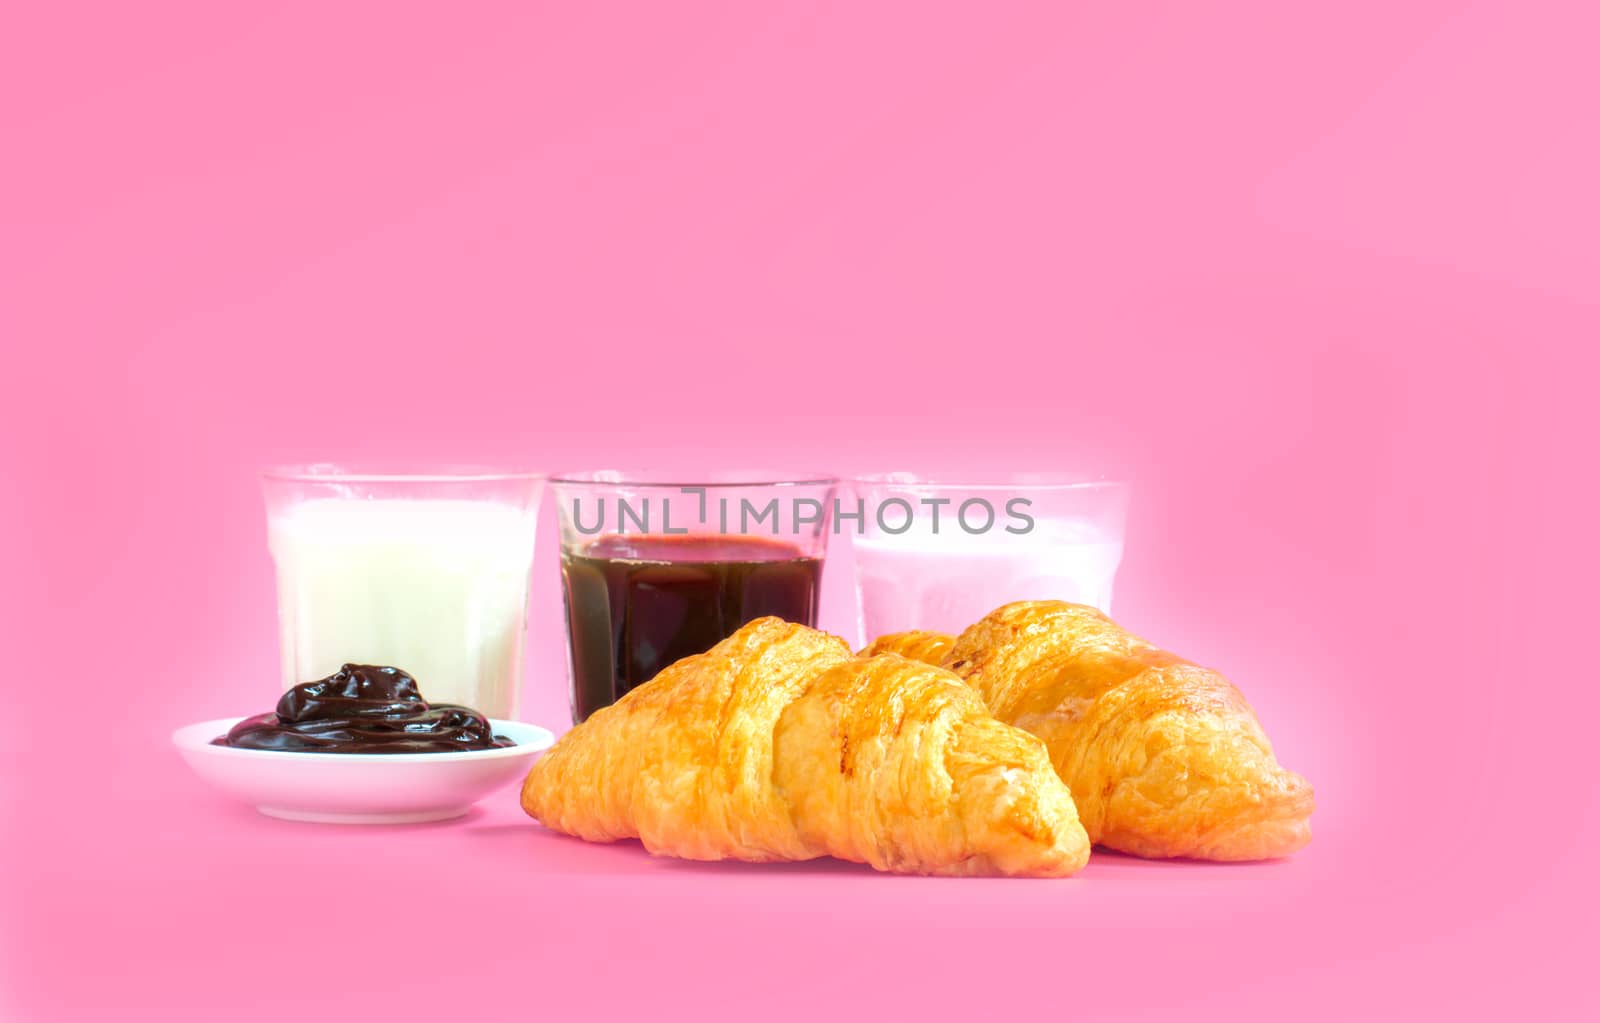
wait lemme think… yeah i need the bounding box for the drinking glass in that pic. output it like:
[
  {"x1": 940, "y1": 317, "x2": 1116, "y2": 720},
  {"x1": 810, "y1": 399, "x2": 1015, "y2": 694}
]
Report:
[
  {"x1": 550, "y1": 471, "x2": 838, "y2": 722},
  {"x1": 260, "y1": 464, "x2": 544, "y2": 719},
  {"x1": 850, "y1": 473, "x2": 1130, "y2": 644}
]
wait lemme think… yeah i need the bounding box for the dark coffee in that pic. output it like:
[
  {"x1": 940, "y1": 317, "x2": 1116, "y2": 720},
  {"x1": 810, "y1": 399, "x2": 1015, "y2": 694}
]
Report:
[{"x1": 561, "y1": 534, "x2": 824, "y2": 721}]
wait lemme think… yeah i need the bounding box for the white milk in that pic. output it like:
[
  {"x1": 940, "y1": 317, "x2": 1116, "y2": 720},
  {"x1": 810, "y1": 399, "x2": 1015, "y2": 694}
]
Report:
[
  {"x1": 267, "y1": 499, "x2": 537, "y2": 718},
  {"x1": 854, "y1": 521, "x2": 1124, "y2": 642}
]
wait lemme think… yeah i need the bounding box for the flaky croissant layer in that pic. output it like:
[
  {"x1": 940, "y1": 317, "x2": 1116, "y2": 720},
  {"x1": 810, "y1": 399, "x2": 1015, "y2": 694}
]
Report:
[
  {"x1": 866, "y1": 601, "x2": 1314, "y2": 861},
  {"x1": 523, "y1": 618, "x2": 1091, "y2": 877}
]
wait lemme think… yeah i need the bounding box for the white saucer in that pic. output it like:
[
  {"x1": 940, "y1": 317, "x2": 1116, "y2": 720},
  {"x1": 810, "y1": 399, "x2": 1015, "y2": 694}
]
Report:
[{"x1": 172, "y1": 717, "x2": 555, "y2": 824}]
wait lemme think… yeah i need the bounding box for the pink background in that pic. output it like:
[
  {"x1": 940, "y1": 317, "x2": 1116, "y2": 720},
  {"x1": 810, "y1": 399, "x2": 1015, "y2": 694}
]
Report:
[{"x1": 3, "y1": 1, "x2": 1595, "y2": 1019}]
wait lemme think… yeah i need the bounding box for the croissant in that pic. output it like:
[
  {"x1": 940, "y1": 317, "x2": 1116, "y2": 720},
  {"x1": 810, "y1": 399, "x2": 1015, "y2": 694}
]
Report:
[
  {"x1": 861, "y1": 629, "x2": 955, "y2": 665},
  {"x1": 523, "y1": 617, "x2": 1090, "y2": 877},
  {"x1": 866, "y1": 601, "x2": 1313, "y2": 861}
]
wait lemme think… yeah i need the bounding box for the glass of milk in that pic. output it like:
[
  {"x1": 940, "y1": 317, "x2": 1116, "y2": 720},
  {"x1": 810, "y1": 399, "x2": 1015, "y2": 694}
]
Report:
[
  {"x1": 260, "y1": 465, "x2": 545, "y2": 720},
  {"x1": 850, "y1": 473, "x2": 1129, "y2": 646}
]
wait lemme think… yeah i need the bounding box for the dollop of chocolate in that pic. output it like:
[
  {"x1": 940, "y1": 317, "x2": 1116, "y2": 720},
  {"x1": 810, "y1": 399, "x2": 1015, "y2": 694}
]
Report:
[{"x1": 214, "y1": 664, "x2": 513, "y2": 753}]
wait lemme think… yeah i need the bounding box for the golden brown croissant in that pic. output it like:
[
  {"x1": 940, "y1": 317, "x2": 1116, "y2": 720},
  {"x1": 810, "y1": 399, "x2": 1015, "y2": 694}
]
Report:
[
  {"x1": 523, "y1": 617, "x2": 1090, "y2": 877},
  {"x1": 860, "y1": 629, "x2": 956, "y2": 665},
  {"x1": 870, "y1": 602, "x2": 1313, "y2": 861}
]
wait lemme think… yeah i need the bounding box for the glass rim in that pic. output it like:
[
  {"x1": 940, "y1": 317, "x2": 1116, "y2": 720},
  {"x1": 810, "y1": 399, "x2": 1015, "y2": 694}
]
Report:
[
  {"x1": 549, "y1": 469, "x2": 839, "y2": 489},
  {"x1": 260, "y1": 462, "x2": 546, "y2": 484},
  {"x1": 850, "y1": 472, "x2": 1130, "y2": 492}
]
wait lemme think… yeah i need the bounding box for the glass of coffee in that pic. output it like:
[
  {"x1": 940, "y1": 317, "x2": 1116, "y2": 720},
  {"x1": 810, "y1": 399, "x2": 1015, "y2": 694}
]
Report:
[{"x1": 550, "y1": 471, "x2": 837, "y2": 722}]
